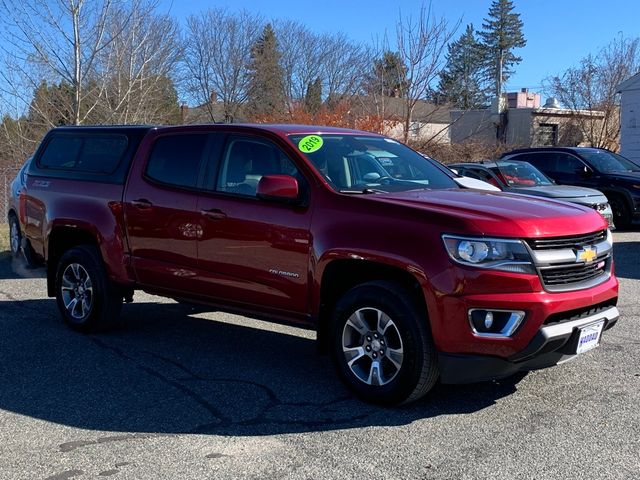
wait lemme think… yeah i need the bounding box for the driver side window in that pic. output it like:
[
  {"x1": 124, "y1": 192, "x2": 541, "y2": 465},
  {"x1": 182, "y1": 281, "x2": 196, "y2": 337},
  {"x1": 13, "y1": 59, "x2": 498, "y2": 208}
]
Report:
[{"x1": 216, "y1": 137, "x2": 301, "y2": 197}]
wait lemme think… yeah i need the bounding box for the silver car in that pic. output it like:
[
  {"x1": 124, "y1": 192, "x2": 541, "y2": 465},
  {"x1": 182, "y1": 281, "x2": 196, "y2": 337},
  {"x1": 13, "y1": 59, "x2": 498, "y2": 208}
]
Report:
[
  {"x1": 450, "y1": 160, "x2": 615, "y2": 228},
  {"x1": 7, "y1": 157, "x2": 38, "y2": 264}
]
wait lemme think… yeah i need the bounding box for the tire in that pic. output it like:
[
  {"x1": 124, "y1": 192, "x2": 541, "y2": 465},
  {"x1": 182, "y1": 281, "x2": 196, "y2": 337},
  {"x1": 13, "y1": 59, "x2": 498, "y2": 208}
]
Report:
[
  {"x1": 54, "y1": 245, "x2": 122, "y2": 332},
  {"x1": 330, "y1": 281, "x2": 438, "y2": 406},
  {"x1": 610, "y1": 196, "x2": 631, "y2": 230},
  {"x1": 8, "y1": 214, "x2": 21, "y2": 257}
]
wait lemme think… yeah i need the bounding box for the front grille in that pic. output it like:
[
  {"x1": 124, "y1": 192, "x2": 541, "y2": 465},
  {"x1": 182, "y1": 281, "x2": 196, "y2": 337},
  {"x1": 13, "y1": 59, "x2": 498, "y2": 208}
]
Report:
[
  {"x1": 539, "y1": 256, "x2": 608, "y2": 287},
  {"x1": 525, "y1": 230, "x2": 607, "y2": 250}
]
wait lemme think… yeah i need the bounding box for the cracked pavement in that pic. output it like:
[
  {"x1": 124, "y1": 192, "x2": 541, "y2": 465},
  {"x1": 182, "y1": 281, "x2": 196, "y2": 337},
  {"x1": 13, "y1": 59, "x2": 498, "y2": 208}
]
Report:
[{"x1": 0, "y1": 231, "x2": 639, "y2": 479}]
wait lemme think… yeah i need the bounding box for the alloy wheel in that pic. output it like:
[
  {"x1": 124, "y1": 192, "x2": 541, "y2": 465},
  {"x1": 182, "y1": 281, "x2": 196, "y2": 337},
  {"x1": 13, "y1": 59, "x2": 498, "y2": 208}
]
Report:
[
  {"x1": 341, "y1": 307, "x2": 404, "y2": 386},
  {"x1": 60, "y1": 263, "x2": 94, "y2": 320}
]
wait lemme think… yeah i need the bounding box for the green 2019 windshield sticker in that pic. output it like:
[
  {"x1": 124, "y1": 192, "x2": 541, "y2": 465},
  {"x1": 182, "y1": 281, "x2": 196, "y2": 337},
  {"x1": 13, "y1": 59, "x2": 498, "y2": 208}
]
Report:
[{"x1": 298, "y1": 135, "x2": 323, "y2": 153}]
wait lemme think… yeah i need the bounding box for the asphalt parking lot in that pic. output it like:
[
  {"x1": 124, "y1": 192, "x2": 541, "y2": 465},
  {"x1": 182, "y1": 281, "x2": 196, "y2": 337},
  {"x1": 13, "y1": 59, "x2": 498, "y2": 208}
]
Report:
[{"x1": 0, "y1": 231, "x2": 638, "y2": 480}]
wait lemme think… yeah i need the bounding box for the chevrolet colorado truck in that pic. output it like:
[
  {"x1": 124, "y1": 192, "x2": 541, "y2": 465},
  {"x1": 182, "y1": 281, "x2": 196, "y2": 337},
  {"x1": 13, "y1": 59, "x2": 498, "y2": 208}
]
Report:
[{"x1": 21, "y1": 124, "x2": 619, "y2": 405}]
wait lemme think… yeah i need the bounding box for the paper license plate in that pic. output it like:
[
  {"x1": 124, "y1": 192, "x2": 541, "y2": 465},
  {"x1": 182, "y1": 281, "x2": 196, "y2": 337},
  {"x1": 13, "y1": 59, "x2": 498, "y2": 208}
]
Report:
[{"x1": 576, "y1": 321, "x2": 605, "y2": 354}]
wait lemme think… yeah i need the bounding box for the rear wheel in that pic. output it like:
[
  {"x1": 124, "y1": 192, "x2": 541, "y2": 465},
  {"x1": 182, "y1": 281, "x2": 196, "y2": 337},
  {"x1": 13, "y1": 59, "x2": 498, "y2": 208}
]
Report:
[
  {"x1": 8, "y1": 215, "x2": 21, "y2": 257},
  {"x1": 55, "y1": 245, "x2": 122, "y2": 332},
  {"x1": 331, "y1": 281, "x2": 438, "y2": 405}
]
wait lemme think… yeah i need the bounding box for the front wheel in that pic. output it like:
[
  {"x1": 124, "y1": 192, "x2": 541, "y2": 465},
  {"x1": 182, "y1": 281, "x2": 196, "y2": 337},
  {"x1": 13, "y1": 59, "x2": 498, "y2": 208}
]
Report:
[
  {"x1": 55, "y1": 245, "x2": 122, "y2": 332},
  {"x1": 610, "y1": 196, "x2": 631, "y2": 230},
  {"x1": 331, "y1": 281, "x2": 438, "y2": 405}
]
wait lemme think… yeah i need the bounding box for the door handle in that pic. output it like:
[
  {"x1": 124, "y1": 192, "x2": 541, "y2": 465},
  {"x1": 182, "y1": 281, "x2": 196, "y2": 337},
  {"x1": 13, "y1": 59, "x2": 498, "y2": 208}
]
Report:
[
  {"x1": 131, "y1": 198, "x2": 153, "y2": 209},
  {"x1": 200, "y1": 208, "x2": 227, "y2": 220}
]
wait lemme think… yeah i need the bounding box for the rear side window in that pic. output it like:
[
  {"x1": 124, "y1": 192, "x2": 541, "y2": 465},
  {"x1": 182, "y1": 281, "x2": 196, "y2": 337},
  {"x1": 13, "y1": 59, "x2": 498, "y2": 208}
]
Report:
[
  {"x1": 146, "y1": 134, "x2": 208, "y2": 189},
  {"x1": 39, "y1": 135, "x2": 127, "y2": 173}
]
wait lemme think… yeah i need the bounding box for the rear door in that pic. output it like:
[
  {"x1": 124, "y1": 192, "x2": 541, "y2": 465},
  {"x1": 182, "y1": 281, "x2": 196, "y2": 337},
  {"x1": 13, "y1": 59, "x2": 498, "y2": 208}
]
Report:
[
  {"x1": 123, "y1": 131, "x2": 216, "y2": 293},
  {"x1": 194, "y1": 133, "x2": 313, "y2": 316}
]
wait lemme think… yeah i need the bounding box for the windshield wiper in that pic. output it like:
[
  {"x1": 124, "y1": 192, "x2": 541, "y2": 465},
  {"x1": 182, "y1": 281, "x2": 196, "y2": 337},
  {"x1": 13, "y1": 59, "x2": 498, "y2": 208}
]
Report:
[{"x1": 339, "y1": 188, "x2": 386, "y2": 194}]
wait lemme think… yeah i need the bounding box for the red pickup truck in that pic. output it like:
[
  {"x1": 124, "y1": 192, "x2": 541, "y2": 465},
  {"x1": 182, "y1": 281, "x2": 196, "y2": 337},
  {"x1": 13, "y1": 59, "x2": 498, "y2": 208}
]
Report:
[{"x1": 20, "y1": 124, "x2": 619, "y2": 405}]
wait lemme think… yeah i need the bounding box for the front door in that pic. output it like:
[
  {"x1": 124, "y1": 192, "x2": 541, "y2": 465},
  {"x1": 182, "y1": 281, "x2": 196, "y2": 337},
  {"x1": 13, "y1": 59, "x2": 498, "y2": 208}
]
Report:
[{"x1": 195, "y1": 134, "x2": 313, "y2": 316}]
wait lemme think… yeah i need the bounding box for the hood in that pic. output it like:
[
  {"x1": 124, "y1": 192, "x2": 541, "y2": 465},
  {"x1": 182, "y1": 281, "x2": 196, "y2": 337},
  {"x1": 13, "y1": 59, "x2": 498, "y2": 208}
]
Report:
[
  {"x1": 601, "y1": 171, "x2": 640, "y2": 183},
  {"x1": 365, "y1": 189, "x2": 608, "y2": 238},
  {"x1": 506, "y1": 185, "x2": 608, "y2": 204}
]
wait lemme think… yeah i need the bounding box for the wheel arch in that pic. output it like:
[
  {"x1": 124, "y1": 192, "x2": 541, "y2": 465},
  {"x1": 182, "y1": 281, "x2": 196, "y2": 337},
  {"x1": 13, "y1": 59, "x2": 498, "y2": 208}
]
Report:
[
  {"x1": 46, "y1": 227, "x2": 101, "y2": 297},
  {"x1": 7, "y1": 207, "x2": 17, "y2": 221},
  {"x1": 315, "y1": 258, "x2": 429, "y2": 353}
]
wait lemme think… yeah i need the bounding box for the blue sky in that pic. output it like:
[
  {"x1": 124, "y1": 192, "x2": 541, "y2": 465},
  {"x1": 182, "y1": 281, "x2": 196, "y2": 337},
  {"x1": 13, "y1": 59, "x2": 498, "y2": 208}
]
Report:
[{"x1": 163, "y1": 0, "x2": 639, "y2": 99}]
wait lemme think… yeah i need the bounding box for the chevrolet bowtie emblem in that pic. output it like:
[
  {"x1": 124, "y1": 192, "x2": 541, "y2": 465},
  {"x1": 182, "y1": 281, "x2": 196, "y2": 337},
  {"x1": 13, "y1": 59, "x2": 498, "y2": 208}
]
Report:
[{"x1": 576, "y1": 247, "x2": 597, "y2": 263}]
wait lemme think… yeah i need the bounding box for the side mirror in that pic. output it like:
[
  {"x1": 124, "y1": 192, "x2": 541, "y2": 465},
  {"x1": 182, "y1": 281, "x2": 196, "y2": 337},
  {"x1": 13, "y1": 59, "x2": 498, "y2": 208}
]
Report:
[
  {"x1": 576, "y1": 165, "x2": 592, "y2": 177},
  {"x1": 257, "y1": 175, "x2": 300, "y2": 203}
]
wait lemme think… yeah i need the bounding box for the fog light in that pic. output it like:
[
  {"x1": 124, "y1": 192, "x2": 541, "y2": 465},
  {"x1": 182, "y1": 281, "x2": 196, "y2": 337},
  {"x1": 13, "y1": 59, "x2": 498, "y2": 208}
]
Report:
[
  {"x1": 469, "y1": 309, "x2": 525, "y2": 337},
  {"x1": 484, "y1": 311, "x2": 494, "y2": 329}
]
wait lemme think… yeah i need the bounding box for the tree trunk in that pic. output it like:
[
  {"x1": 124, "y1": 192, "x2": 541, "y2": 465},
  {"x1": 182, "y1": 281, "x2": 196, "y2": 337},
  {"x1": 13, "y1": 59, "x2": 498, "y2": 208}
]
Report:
[{"x1": 72, "y1": 1, "x2": 82, "y2": 125}]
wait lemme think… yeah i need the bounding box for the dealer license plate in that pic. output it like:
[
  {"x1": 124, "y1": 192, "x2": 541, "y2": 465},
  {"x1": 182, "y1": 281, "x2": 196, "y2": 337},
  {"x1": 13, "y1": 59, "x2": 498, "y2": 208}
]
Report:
[{"x1": 576, "y1": 321, "x2": 605, "y2": 354}]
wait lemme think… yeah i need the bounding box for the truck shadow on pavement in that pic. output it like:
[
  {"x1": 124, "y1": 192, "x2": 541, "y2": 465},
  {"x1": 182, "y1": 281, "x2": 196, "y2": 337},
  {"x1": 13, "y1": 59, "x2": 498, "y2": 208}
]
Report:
[
  {"x1": 0, "y1": 254, "x2": 46, "y2": 280},
  {"x1": 0, "y1": 297, "x2": 526, "y2": 439}
]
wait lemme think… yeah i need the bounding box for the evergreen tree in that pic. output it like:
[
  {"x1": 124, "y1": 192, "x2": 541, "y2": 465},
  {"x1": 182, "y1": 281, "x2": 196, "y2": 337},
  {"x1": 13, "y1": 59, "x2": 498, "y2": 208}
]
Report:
[
  {"x1": 246, "y1": 24, "x2": 286, "y2": 118},
  {"x1": 366, "y1": 51, "x2": 409, "y2": 97},
  {"x1": 28, "y1": 81, "x2": 79, "y2": 127},
  {"x1": 436, "y1": 24, "x2": 487, "y2": 109},
  {"x1": 478, "y1": 0, "x2": 526, "y2": 97},
  {"x1": 304, "y1": 77, "x2": 322, "y2": 114}
]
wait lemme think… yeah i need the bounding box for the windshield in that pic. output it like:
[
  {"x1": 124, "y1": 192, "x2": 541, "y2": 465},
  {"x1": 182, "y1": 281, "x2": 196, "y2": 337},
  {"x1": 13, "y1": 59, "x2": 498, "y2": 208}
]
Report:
[
  {"x1": 580, "y1": 150, "x2": 640, "y2": 173},
  {"x1": 491, "y1": 160, "x2": 554, "y2": 187},
  {"x1": 288, "y1": 134, "x2": 458, "y2": 193}
]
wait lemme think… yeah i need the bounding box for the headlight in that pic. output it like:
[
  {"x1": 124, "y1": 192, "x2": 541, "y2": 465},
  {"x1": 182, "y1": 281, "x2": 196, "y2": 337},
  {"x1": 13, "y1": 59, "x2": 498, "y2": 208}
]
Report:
[{"x1": 442, "y1": 235, "x2": 535, "y2": 274}]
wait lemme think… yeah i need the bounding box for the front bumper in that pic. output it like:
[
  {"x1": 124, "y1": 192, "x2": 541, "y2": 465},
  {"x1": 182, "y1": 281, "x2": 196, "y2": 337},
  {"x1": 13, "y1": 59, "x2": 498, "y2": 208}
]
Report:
[{"x1": 438, "y1": 305, "x2": 619, "y2": 384}]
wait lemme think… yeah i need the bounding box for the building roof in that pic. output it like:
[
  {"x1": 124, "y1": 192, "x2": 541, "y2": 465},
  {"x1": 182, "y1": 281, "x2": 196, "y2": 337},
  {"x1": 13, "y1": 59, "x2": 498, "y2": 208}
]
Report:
[
  {"x1": 350, "y1": 96, "x2": 452, "y2": 124},
  {"x1": 617, "y1": 72, "x2": 640, "y2": 93}
]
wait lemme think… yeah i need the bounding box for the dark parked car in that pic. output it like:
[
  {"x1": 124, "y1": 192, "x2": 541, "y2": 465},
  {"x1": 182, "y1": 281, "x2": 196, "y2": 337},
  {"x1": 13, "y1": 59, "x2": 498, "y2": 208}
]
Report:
[
  {"x1": 7, "y1": 157, "x2": 38, "y2": 264},
  {"x1": 501, "y1": 147, "x2": 640, "y2": 228},
  {"x1": 450, "y1": 160, "x2": 614, "y2": 228}
]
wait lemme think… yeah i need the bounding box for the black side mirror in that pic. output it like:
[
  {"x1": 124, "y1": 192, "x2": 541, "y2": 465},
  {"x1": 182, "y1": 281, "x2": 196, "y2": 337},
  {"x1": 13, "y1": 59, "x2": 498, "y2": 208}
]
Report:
[
  {"x1": 581, "y1": 165, "x2": 593, "y2": 177},
  {"x1": 575, "y1": 165, "x2": 592, "y2": 177}
]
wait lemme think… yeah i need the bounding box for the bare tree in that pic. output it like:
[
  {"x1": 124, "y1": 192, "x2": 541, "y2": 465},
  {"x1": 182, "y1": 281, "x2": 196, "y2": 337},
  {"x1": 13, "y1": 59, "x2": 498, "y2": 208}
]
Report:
[
  {"x1": 184, "y1": 9, "x2": 263, "y2": 123},
  {"x1": 0, "y1": 114, "x2": 39, "y2": 169},
  {"x1": 274, "y1": 20, "x2": 324, "y2": 105},
  {"x1": 0, "y1": 0, "x2": 130, "y2": 126},
  {"x1": 99, "y1": 0, "x2": 182, "y2": 124},
  {"x1": 321, "y1": 33, "x2": 373, "y2": 103},
  {"x1": 276, "y1": 21, "x2": 372, "y2": 112},
  {"x1": 394, "y1": 4, "x2": 458, "y2": 142},
  {"x1": 544, "y1": 36, "x2": 640, "y2": 148}
]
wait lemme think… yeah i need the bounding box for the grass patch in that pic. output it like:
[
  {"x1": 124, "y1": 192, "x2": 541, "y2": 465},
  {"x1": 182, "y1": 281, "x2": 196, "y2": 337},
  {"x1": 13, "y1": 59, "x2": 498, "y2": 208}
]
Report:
[{"x1": 0, "y1": 223, "x2": 10, "y2": 260}]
